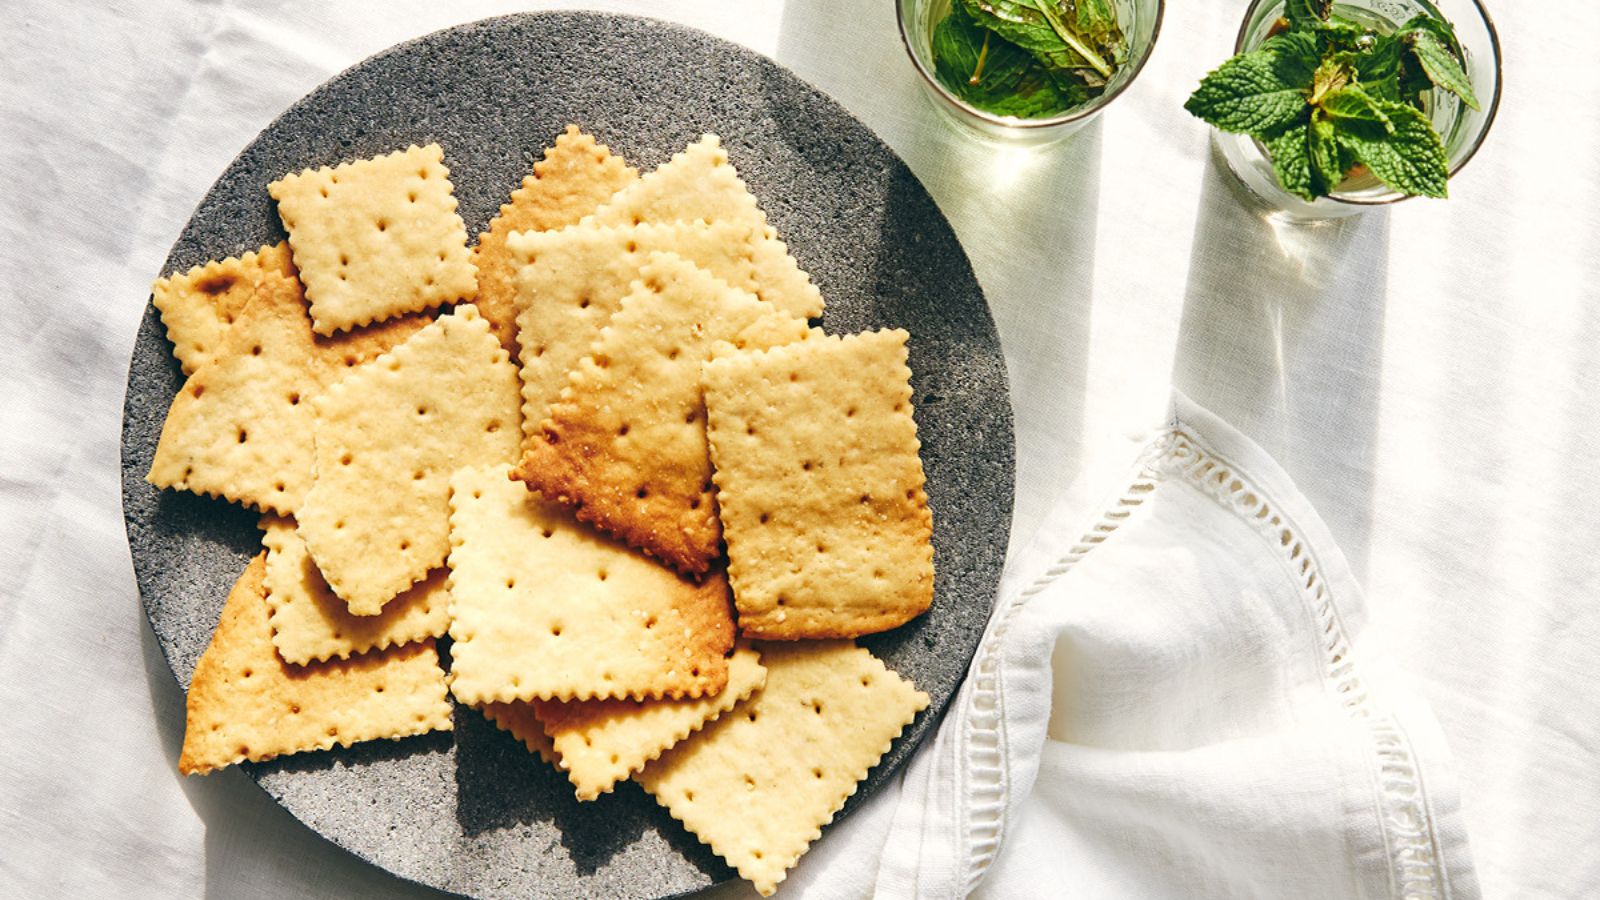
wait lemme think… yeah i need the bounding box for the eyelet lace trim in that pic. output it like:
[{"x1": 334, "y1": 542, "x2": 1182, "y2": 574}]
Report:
[{"x1": 960, "y1": 428, "x2": 1447, "y2": 900}]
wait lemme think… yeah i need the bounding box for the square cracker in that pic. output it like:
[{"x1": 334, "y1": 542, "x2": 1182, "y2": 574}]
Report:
[
  {"x1": 582, "y1": 134, "x2": 769, "y2": 237},
  {"x1": 635, "y1": 641, "x2": 928, "y2": 896},
  {"x1": 703, "y1": 329, "x2": 935, "y2": 639},
  {"x1": 269, "y1": 144, "x2": 476, "y2": 335},
  {"x1": 446, "y1": 463, "x2": 733, "y2": 705},
  {"x1": 473, "y1": 126, "x2": 638, "y2": 355},
  {"x1": 261, "y1": 515, "x2": 450, "y2": 665},
  {"x1": 509, "y1": 220, "x2": 823, "y2": 441},
  {"x1": 297, "y1": 304, "x2": 521, "y2": 615},
  {"x1": 178, "y1": 554, "x2": 453, "y2": 776},
  {"x1": 146, "y1": 272, "x2": 427, "y2": 515},
  {"x1": 513, "y1": 252, "x2": 811, "y2": 575},
  {"x1": 480, "y1": 702, "x2": 560, "y2": 767},
  {"x1": 535, "y1": 644, "x2": 766, "y2": 801},
  {"x1": 151, "y1": 241, "x2": 297, "y2": 374}
]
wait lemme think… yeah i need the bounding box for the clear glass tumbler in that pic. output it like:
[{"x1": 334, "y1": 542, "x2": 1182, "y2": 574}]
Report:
[
  {"x1": 1213, "y1": 0, "x2": 1503, "y2": 221},
  {"x1": 896, "y1": 0, "x2": 1166, "y2": 145}
]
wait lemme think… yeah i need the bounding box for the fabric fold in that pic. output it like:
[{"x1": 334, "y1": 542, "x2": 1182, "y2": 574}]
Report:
[{"x1": 820, "y1": 393, "x2": 1478, "y2": 899}]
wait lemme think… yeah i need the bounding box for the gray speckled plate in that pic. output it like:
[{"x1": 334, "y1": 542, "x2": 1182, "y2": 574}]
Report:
[{"x1": 121, "y1": 12, "x2": 1013, "y2": 900}]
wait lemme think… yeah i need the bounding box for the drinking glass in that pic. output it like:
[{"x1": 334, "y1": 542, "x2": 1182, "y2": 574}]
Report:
[
  {"x1": 1213, "y1": 0, "x2": 1503, "y2": 221},
  {"x1": 896, "y1": 0, "x2": 1166, "y2": 145}
]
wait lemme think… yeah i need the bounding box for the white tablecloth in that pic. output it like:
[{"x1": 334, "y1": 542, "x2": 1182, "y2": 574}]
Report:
[{"x1": 2, "y1": 1, "x2": 1595, "y2": 897}]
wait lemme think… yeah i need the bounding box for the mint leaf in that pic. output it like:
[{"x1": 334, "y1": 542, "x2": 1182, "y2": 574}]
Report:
[
  {"x1": 1075, "y1": 0, "x2": 1118, "y2": 45},
  {"x1": 1260, "y1": 31, "x2": 1321, "y2": 85},
  {"x1": 1408, "y1": 29, "x2": 1480, "y2": 110},
  {"x1": 934, "y1": 5, "x2": 1032, "y2": 96},
  {"x1": 961, "y1": 0, "x2": 1112, "y2": 78},
  {"x1": 1308, "y1": 117, "x2": 1343, "y2": 194},
  {"x1": 1184, "y1": 48, "x2": 1308, "y2": 133},
  {"x1": 933, "y1": 5, "x2": 1079, "y2": 118},
  {"x1": 1263, "y1": 122, "x2": 1316, "y2": 200},
  {"x1": 1314, "y1": 16, "x2": 1366, "y2": 48},
  {"x1": 1337, "y1": 100, "x2": 1448, "y2": 197},
  {"x1": 1321, "y1": 85, "x2": 1392, "y2": 132},
  {"x1": 1284, "y1": 0, "x2": 1332, "y2": 30},
  {"x1": 1348, "y1": 32, "x2": 1402, "y2": 93}
]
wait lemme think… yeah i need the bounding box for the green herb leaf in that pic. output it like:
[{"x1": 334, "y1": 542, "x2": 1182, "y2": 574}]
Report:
[
  {"x1": 1260, "y1": 31, "x2": 1322, "y2": 87},
  {"x1": 1075, "y1": 0, "x2": 1118, "y2": 45},
  {"x1": 1314, "y1": 16, "x2": 1366, "y2": 48},
  {"x1": 1283, "y1": 0, "x2": 1332, "y2": 30},
  {"x1": 1263, "y1": 121, "x2": 1316, "y2": 201},
  {"x1": 960, "y1": 0, "x2": 1115, "y2": 78},
  {"x1": 1337, "y1": 100, "x2": 1449, "y2": 198},
  {"x1": 1407, "y1": 29, "x2": 1480, "y2": 110},
  {"x1": 1308, "y1": 117, "x2": 1344, "y2": 194},
  {"x1": 1321, "y1": 84, "x2": 1392, "y2": 132},
  {"x1": 1184, "y1": 47, "x2": 1309, "y2": 134},
  {"x1": 1348, "y1": 31, "x2": 1402, "y2": 93},
  {"x1": 934, "y1": 4, "x2": 1034, "y2": 97},
  {"x1": 932, "y1": 4, "x2": 1084, "y2": 119}
]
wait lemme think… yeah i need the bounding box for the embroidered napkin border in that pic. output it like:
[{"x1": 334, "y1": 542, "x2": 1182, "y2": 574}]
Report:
[{"x1": 957, "y1": 399, "x2": 1454, "y2": 900}]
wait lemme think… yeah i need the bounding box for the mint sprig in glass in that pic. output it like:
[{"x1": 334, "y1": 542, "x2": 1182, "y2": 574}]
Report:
[{"x1": 1191, "y1": 0, "x2": 1501, "y2": 219}]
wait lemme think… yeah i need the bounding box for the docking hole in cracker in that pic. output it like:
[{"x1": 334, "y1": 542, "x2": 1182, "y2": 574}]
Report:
[
  {"x1": 446, "y1": 463, "x2": 733, "y2": 705},
  {"x1": 269, "y1": 143, "x2": 476, "y2": 335}
]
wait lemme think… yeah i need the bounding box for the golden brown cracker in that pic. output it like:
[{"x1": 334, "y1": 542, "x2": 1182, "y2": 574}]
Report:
[
  {"x1": 261, "y1": 515, "x2": 450, "y2": 665},
  {"x1": 583, "y1": 134, "x2": 766, "y2": 235},
  {"x1": 178, "y1": 554, "x2": 453, "y2": 776},
  {"x1": 635, "y1": 641, "x2": 929, "y2": 896},
  {"x1": 146, "y1": 272, "x2": 427, "y2": 515},
  {"x1": 151, "y1": 242, "x2": 297, "y2": 374},
  {"x1": 297, "y1": 304, "x2": 521, "y2": 615},
  {"x1": 536, "y1": 644, "x2": 766, "y2": 801},
  {"x1": 509, "y1": 220, "x2": 822, "y2": 443},
  {"x1": 513, "y1": 252, "x2": 811, "y2": 574},
  {"x1": 703, "y1": 329, "x2": 935, "y2": 639},
  {"x1": 473, "y1": 126, "x2": 638, "y2": 355},
  {"x1": 446, "y1": 464, "x2": 733, "y2": 705},
  {"x1": 269, "y1": 144, "x2": 476, "y2": 335},
  {"x1": 480, "y1": 702, "x2": 560, "y2": 767}
]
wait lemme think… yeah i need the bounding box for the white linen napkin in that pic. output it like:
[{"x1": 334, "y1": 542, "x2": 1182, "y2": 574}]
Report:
[{"x1": 784, "y1": 393, "x2": 1478, "y2": 899}]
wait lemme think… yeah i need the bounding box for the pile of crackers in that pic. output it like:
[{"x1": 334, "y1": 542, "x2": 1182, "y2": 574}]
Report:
[{"x1": 150, "y1": 127, "x2": 937, "y2": 896}]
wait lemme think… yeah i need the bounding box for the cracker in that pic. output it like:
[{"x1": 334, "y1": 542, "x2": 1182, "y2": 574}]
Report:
[
  {"x1": 269, "y1": 144, "x2": 476, "y2": 335},
  {"x1": 635, "y1": 641, "x2": 928, "y2": 896},
  {"x1": 297, "y1": 304, "x2": 521, "y2": 615},
  {"x1": 513, "y1": 252, "x2": 811, "y2": 574},
  {"x1": 261, "y1": 515, "x2": 450, "y2": 665},
  {"x1": 178, "y1": 554, "x2": 453, "y2": 776},
  {"x1": 446, "y1": 463, "x2": 733, "y2": 705},
  {"x1": 151, "y1": 242, "x2": 297, "y2": 374},
  {"x1": 146, "y1": 272, "x2": 427, "y2": 515},
  {"x1": 509, "y1": 221, "x2": 822, "y2": 441},
  {"x1": 473, "y1": 126, "x2": 638, "y2": 355},
  {"x1": 584, "y1": 134, "x2": 768, "y2": 236},
  {"x1": 536, "y1": 644, "x2": 766, "y2": 801},
  {"x1": 480, "y1": 702, "x2": 560, "y2": 767},
  {"x1": 703, "y1": 329, "x2": 935, "y2": 639}
]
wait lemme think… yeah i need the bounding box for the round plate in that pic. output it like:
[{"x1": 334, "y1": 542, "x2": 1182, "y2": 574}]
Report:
[{"x1": 121, "y1": 12, "x2": 1013, "y2": 900}]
